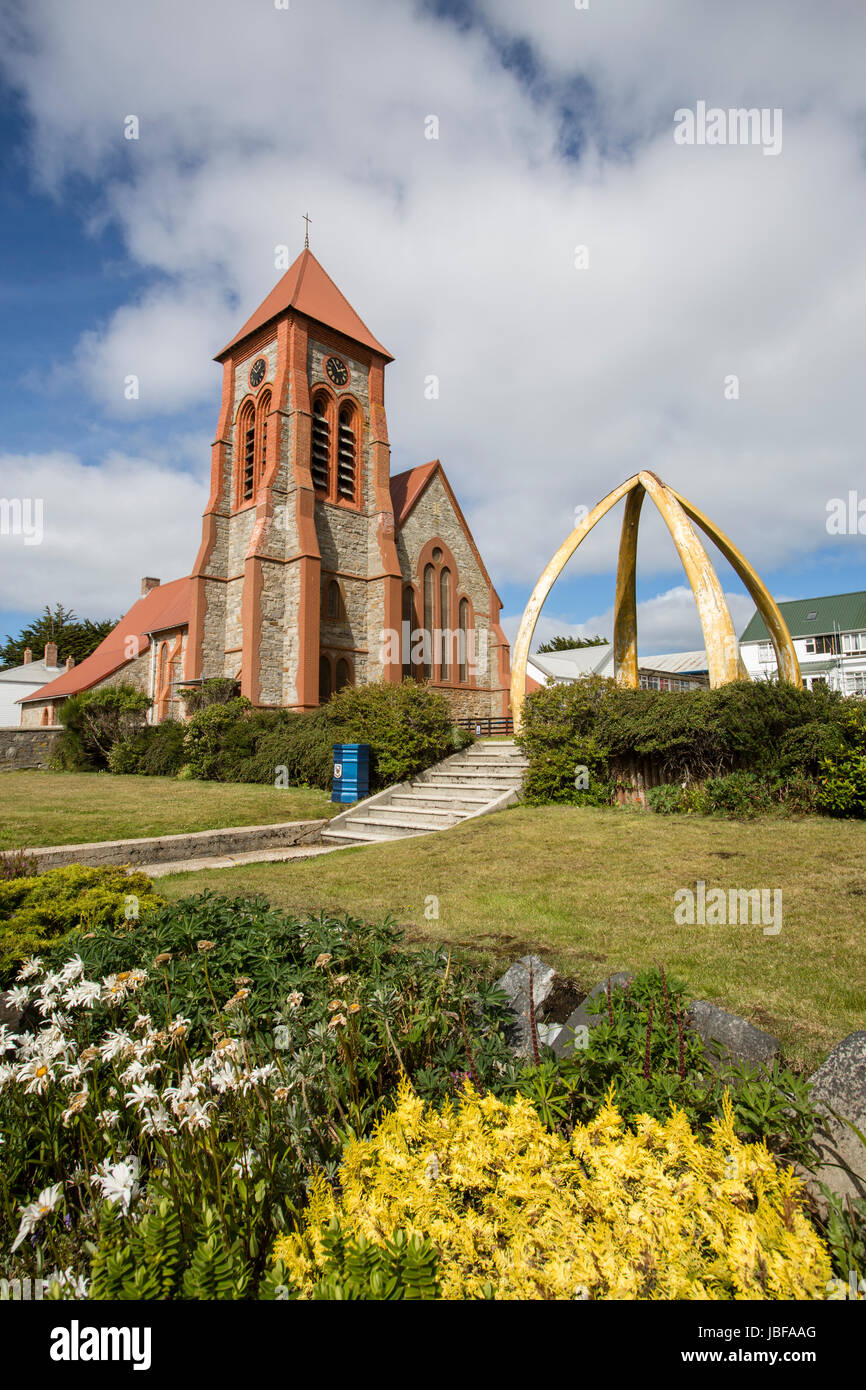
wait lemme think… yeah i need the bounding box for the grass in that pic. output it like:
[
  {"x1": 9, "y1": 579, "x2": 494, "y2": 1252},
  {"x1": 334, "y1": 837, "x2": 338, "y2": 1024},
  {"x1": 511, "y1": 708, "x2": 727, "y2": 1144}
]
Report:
[
  {"x1": 0, "y1": 771, "x2": 339, "y2": 848},
  {"x1": 159, "y1": 804, "x2": 866, "y2": 1071}
]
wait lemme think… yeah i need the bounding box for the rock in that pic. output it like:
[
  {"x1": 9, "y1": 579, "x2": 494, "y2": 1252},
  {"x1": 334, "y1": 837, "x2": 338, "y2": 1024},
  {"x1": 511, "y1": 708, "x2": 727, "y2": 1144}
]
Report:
[
  {"x1": 0, "y1": 989, "x2": 39, "y2": 1035},
  {"x1": 552, "y1": 972, "x2": 634, "y2": 1058},
  {"x1": 494, "y1": 955, "x2": 558, "y2": 1058},
  {"x1": 686, "y1": 1000, "x2": 780, "y2": 1072},
  {"x1": 803, "y1": 1031, "x2": 866, "y2": 1211}
]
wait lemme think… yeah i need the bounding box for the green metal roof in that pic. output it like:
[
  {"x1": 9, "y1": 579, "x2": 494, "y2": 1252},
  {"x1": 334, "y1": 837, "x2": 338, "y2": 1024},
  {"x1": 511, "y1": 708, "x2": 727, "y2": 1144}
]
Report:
[{"x1": 740, "y1": 590, "x2": 866, "y2": 643}]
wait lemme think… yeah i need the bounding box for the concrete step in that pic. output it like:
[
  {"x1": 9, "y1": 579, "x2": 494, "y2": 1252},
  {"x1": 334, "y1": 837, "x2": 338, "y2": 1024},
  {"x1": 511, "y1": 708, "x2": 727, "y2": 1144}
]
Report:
[
  {"x1": 420, "y1": 779, "x2": 514, "y2": 794},
  {"x1": 451, "y1": 761, "x2": 527, "y2": 773},
  {"x1": 421, "y1": 770, "x2": 521, "y2": 785},
  {"x1": 322, "y1": 822, "x2": 425, "y2": 843},
  {"x1": 360, "y1": 808, "x2": 463, "y2": 831},
  {"x1": 394, "y1": 791, "x2": 490, "y2": 812},
  {"x1": 373, "y1": 799, "x2": 465, "y2": 818}
]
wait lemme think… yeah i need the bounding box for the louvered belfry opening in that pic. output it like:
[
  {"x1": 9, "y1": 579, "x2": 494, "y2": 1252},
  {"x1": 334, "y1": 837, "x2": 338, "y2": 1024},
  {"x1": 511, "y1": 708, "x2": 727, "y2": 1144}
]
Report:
[
  {"x1": 240, "y1": 403, "x2": 256, "y2": 501},
  {"x1": 257, "y1": 390, "x2": 271, "y2": 486},
  {"x1": 311, "y1": 397, "x2": 330, "y2": 491},
  {"x1": 337, "y1": 406, "x2": 356, "y2": 500}
]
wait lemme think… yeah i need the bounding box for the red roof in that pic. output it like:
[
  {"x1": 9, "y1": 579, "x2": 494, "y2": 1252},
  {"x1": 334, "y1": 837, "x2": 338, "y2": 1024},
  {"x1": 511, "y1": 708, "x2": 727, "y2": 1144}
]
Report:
[
  {"x1": 217, "y1": 249, "x2": 393, "y2": 361},
  {"x1": 389, "y1": 462, "x2": 440, "y2": 526},
  {"x1": 20, "y1": 577, "x2": 191, "y2": 704}
]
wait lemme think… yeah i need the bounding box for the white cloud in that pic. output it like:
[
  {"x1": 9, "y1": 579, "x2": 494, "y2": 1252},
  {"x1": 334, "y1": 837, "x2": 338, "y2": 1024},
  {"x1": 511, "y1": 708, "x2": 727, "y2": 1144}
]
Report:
[
  {"x1": 503, "y1": 583, "x2": 757, "y2": 656},
  {"x1": 1, "y1": 0, "x2": 865, "y2": 606},
  {"x1": 0, "y1": 451, "x2": 207, "y2": 618}
]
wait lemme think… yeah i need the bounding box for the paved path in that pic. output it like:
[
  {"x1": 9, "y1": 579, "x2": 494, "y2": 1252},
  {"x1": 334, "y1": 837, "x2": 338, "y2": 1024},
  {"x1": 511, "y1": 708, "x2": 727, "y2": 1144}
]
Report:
[{"x1": 141, "y1": 843, "x2": 345, "y2": 878}]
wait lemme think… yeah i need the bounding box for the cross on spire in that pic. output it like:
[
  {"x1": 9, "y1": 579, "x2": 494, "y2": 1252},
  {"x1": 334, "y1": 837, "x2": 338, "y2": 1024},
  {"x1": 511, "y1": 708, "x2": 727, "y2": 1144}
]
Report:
[{"x1": 303, "y1": 212, "x2": 312, "y2": 249}]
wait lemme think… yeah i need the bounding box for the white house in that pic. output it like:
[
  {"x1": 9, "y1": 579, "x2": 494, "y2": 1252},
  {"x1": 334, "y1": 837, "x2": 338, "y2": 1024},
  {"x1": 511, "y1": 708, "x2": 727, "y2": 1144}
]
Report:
[
  {"x1": 526, "y1": 645, "x2": 709, "y2": 692},
  {"x1": 740, "y1": 590, "x2": 866, "y2": 695},
  {"x1": 0, "y1": 644, "x2": 71, "y2": 727}
]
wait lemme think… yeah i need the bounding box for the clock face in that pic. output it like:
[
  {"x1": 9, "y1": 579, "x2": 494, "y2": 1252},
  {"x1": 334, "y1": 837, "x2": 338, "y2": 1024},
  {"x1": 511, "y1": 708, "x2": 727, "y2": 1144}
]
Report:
[
  {"x1": 249, "y1": 357, "x2": 267, "y2": 388},
  {"x1": 325, "y1": 356, "x2": 349, "y2": 387}
]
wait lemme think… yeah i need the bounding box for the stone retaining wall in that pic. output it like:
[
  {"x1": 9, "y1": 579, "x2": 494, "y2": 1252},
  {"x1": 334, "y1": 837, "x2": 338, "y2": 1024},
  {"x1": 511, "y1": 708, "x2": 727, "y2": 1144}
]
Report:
[
  {"x1": 0, "y1": 727, "x2": 63, "y2": 770},
  {"x1": 25, "y1": 819, "x2": 328, "y2": 871}
]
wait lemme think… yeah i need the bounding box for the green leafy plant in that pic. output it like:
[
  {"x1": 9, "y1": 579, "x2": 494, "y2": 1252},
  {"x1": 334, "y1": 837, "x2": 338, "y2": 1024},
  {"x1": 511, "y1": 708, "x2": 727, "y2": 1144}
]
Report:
[
  {"x1": 54, "y1": 684, "x2": 151, "y2": 771},
  {"x1": 0, "y1": 865, "x2": 162, "y2": 980}
]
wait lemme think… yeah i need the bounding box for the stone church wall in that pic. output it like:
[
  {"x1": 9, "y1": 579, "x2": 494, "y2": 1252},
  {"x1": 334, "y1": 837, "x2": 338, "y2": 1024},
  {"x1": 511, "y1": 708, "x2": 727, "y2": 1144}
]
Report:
[{"x1": 395, "y1": 471, "x2": 508, "y2": 717}]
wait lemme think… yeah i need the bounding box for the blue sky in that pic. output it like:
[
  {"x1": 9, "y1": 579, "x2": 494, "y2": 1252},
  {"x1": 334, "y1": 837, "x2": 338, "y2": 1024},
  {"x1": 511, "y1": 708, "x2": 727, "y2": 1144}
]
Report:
[{"x1": 0, "y1": 0, "x2": 864, "y2": 657}]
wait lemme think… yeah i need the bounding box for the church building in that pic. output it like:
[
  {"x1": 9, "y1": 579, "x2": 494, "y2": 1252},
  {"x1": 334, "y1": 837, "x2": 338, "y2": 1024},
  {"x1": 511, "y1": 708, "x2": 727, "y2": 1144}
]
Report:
[{"x1": 20, "y1": 249, "x2": 511, "y2": 726}]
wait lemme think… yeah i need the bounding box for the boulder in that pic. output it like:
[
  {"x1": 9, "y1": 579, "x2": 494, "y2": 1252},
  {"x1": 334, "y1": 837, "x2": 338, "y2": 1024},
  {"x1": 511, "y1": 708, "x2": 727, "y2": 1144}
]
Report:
[
  {"x1": 494, "y1": 955, "x2": 558, "y2": 1058},
  {"x1": 551, "y1": 972, "x2": 634, "y2": 1058},
  {"x1": 803, "y1": 1031, "x2": 866, "y2": 1211},
  {"x1": 686, "y1": 1000, "x2": 780, "y2": 1072}
]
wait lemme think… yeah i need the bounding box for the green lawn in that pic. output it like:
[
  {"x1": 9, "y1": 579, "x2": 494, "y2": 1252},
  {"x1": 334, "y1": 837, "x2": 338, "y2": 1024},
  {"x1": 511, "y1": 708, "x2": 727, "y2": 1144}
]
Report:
[
  {"x1": 0, "y1": 771, "x2": 338, "y2": 848},
  {"x1": 159, "y1": 804, "x2": 866, "y2": 1071}
]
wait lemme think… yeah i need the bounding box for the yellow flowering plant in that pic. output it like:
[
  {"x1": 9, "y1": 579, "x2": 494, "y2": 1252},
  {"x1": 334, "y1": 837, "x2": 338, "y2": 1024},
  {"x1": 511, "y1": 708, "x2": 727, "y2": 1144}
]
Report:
[{"x1": 274, "y1": 1080, "x2": 832, "y2": 1300}]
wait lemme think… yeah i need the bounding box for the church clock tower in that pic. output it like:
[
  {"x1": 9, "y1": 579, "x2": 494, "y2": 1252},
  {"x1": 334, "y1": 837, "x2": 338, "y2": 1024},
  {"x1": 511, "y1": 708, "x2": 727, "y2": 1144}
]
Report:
[{"x1": 185, "y1": 248, "x2": 404, "y2": 709}]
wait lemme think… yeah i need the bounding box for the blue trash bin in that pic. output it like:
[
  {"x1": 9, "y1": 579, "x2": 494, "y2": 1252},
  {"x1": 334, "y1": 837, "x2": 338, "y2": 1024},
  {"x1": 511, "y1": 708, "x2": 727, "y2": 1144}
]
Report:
[{"x1": 332, "y1": 743, "x2": 371, "y2": 803}]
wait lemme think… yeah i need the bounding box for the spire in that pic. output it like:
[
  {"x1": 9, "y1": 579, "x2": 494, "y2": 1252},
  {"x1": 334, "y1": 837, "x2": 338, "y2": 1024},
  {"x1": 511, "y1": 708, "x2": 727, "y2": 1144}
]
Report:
[{"x1": 216, "y1": 248, "x2": 393, "y2": 361}]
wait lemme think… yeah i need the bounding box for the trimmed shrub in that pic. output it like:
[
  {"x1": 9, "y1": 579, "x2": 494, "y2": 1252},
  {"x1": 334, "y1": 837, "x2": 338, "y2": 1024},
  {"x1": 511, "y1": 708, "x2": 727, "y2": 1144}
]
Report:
[
  {"x1": 108, "y1": 721, "x2": 187, "y2": 777},
  {"x1": 177, "y1": 677, "x2": 240, "y2": 714},
  {"x1": 54, "y1": 684, "x2": 151, "y2": 771},
  {"x1": 273, "y1": 1081, "x2": 831, "y2": 1300},
  {"x1": 182, "y1": 680, "x2": 458, "y2": 791},
  {"x1": 701, "y1": 771, "x2": 774, "y2": 818},
  {"x1": 326, "y1": 680, "x2": 457, "y2": 787},
  {"x1": 517, "y1": 676, "x2": 613, "y2": 805},
  {"x1": 521, "y1": 676, "x2": 863, "y2": 814},
  {"x1": 0, "y1": 866, "x2": 162, "y2": 981},
  {"x1": 182, "y1": 697, "x2": 257, "y2": 781},
  {"x1": 817, "y1": 750, "x2": 866, "y2": 818}
]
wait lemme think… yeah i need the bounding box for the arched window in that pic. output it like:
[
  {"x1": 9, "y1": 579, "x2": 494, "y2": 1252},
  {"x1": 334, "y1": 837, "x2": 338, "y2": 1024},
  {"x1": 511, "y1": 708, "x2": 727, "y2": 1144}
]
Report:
[
  {"x1": 256, "y1": 389, "x2": 271, "y2": 485},
  {"x1": 337, "y1": 405, "x2": 356, "y2": 501},
  {"x1": 335, "y1": 657, "x2": 353, "y2": 692},
  {"x1": 326, "y1": 579, "x2": 343, "y2": 621},
  {"x1": 311, "y1": 396, "x2": 330, "y2": 492},
  {"x1": 402, "y1": 585, "x2": 415, "y2": 678},
  {"x1": 319, "y1": 655, "x2": 332, "y2": 703},
  {"x1": 422, "y1": 564, "x2": 435, "y2": 679},
  {"x1": 238, "y1": 400, "x2": 256, "y2": 502},
  {"x1": 458, "y1": 597, "x2": 471, "y2": 684},
  {"x1": 439, "y1": 567, "x2": 452, "y2": 679}
]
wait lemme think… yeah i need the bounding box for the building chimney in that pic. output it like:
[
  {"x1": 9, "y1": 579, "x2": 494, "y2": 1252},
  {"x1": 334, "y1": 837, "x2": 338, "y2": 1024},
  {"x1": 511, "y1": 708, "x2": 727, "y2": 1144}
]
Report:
[
  {"x1": 44, "y1": 642, "x2": 58, "y2": 668},
  {"x1": 141, "y1": 577, "x2": 161, "y2": 596},
  {"x1": 22, "y1": 647, "x2": 32, "y2": 665},
  {"x1": 66, "y1": 656, "x2": 75, "y2": 672}
]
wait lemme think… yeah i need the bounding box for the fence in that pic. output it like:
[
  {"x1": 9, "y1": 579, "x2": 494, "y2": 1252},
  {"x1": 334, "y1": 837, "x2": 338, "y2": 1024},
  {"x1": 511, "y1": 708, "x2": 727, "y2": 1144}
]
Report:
[{"x1": 456, "y1": 716, "x2": 514, "y2": 737}]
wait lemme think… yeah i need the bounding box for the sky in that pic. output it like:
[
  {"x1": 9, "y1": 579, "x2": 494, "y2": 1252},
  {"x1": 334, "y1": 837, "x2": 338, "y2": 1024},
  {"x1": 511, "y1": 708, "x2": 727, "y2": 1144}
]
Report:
[{"x1": 0, "y1": 0, "x2": 864, "y2": 658}]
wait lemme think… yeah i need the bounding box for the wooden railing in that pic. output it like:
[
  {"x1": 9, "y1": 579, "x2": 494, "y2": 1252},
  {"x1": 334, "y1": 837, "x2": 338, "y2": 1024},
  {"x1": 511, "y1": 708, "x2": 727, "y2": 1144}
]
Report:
[{"x1": 456, "y1": 716, "x2": 514, "y2": 737}]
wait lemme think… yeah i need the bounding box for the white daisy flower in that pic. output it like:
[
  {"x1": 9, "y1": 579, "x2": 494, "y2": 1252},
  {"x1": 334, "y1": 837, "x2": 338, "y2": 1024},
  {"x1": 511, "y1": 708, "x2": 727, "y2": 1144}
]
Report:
[
  {"x1": 124, "y1": 1081, "x2": 158, "y2": 1109},
  {"x1": 139, "y1": 1103, "x2": 175, "y2": 1137},
  {"x1": 178, "y1": 1099, "x2": 214, "y2": 1132},
  {"x1": 93, "y1": 1156, "x2": 140, "y2": 1213},
  {"x1": 99, "y1": 1030, "x2": 135, "y2": 1063},
  {"x1": 62, "y1": 980, "x2": 101, "y2": 1010},
  {"x1": 4, "y1": 985, "x2": 30, "y2": 1010},
  {"x1": 18, "y1": 1059, "x2": 53, "y2": 1094},
  {"x1": 59, "y1": 956, "x2": 85, "y2": 984},
  {"x1": 11, "y1": 1184, "x2": 62, "y2": 1252},
  {"x1": 16, "y1": 957, "x2": 43, "y2": 981}
]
